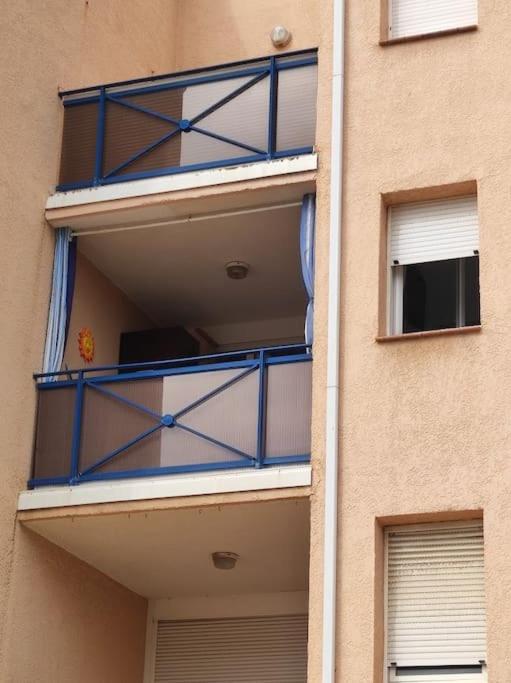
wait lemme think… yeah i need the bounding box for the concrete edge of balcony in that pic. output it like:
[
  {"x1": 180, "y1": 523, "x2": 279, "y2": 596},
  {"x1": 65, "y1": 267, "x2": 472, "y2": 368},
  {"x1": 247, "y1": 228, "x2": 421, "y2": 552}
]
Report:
[
  {"x1": 18, "y1": 464, "x2": 312, "y2": 512},
  {"x1": 45, "y1": 154, "x2": 318, "y2": 219}
]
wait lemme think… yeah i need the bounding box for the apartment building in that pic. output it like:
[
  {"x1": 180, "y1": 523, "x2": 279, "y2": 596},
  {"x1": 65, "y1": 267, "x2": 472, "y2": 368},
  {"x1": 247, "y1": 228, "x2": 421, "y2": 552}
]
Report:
[{"x1": 0, "y1": 0, "x2": 509, "y2": 681}]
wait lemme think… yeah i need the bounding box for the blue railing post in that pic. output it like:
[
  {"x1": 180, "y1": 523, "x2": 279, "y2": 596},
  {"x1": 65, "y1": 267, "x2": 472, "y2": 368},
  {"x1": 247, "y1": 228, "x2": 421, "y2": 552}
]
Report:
[
  {"x1": 256, "y1": 350, "x2": 268, "y2": 468},
  {"x1": 93, "y1": 86, "x2": 106, "y2": 186},
  {"x1": 69, "y1": 370, "x2": 85, "y2": 484},
  {"x1": 267, "y1": 56, "x2": 278, "y2": 159}
]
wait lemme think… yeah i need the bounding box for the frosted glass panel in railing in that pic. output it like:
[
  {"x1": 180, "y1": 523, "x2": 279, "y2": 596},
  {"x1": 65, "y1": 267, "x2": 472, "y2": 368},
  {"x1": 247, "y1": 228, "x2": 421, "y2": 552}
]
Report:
[
  {"x1": 59, "y1": 102, "x2": 98, "y2": 186},
  {"x1": 265, "y1": 361, "x2": 312, "y2": 458},
  {"x1": 180, "y1": 76, "x2": 269, "y2": 165},
  {"x1": 276, "y1": 65, "x2": 317, "y2": 152},
  {"x1": 103, "y1": 90, "x2": 183, "y2": 177},
  {"x1": 33, "y1": 386, "x2": 76, "y2": 480},
  {"x1": 160, "y1": 368, "x2": 258, "y2": 467},
  {"x1": 79, "y1": 379, "x2": 163, "y2": 475}
]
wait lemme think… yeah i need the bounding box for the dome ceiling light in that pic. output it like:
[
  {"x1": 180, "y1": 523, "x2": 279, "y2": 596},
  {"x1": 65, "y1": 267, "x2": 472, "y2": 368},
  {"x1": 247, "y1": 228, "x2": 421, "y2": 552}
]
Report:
[
  {"x1": 225, "y1": 261, "x2": 249, "y2": 280},
  {"x1": 211, "y1": 551, "x2": 240, "y2": 570}
]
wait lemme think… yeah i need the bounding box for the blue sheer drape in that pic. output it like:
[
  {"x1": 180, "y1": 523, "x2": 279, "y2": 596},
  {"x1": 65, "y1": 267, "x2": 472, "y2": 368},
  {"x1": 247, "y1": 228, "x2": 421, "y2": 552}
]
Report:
[
  {"x1": 300, "y1": 194, "x2": 316, "y2": 347},
  {"x1": 42, "y1": 227, "x2": 74, "y2": 378}
]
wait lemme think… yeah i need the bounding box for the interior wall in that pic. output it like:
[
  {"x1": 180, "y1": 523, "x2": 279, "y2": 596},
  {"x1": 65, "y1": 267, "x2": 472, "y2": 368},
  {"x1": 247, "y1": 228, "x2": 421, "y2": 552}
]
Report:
[
  {"x1": 64, "y1": 252, "x2": 154, "y2": 369},
  {"x1": 149, "y1": 591, "x2": 309, "y2": 621},
  {"x1": 0, "y1": 0, "x2": 178, "y2": 677},
  {"x1": 197, "y1": 315, "x2": 305, "y2": 353}
]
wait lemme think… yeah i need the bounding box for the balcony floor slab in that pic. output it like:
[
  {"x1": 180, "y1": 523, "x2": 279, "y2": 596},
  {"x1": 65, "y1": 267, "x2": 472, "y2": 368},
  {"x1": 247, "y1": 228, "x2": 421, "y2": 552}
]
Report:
[
  {"x1": 46, "y1": 154, "x2": 317, "y2": 218},
  {"x1": 18, "y1": 464, "x2": 311, "y2": 512}
]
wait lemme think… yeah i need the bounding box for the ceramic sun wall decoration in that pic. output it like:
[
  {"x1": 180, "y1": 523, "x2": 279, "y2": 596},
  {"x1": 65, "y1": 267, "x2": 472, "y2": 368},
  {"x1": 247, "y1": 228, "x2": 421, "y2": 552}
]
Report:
[{"x1": 78, "y1": 327, "x2": 95, "y2": 363}]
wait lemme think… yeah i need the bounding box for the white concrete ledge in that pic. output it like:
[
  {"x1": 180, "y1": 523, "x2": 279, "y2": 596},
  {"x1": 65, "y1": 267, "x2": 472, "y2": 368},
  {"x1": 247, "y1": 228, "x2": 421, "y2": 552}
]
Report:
[
  {"x1": 17, "y1": 464, "x2": 311, "y2": 511},
  {"x1": 46, "y1": 154, "x2": 318, "y2": 210}
]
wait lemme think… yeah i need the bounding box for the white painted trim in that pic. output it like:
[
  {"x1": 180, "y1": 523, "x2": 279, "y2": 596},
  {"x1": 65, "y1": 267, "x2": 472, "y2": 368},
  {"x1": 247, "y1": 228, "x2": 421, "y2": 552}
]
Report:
[
  {"x1": 143, "y1": 591, "x2": 309, "y2": 683},
  {"x1": 46, "y1": 154, "x2": 318, "y2": 210},
  {"x1": 17, "y1": 464, "x2": 311, "y2": 511}
]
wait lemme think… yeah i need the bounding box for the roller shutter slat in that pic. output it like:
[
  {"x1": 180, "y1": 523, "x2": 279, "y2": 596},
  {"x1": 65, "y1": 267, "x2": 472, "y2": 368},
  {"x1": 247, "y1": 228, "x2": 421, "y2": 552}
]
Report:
[
  {"x1": 154, "y1": 614, "x2": 308, "y2": 682},
  {"x1": 386, "y1": 520, "x2": 486, "y2": 679},
  {"x1": 389, "y1": 196, "x2": 479, "y2": 265},
  {"x1": 390, "y1": 0, "x2": 478, "y2": 39}
]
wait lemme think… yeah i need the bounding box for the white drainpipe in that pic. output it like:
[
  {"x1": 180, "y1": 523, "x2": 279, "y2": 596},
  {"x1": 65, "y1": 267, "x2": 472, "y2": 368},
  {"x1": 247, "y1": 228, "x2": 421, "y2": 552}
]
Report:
[{"x1": 322, "y1": 0, "x2": 345, "y2": 680}]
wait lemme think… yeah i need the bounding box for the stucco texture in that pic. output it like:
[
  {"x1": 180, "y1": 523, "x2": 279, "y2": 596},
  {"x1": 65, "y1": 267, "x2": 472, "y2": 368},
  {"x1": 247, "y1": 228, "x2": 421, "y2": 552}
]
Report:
[
  {"x1": 2, "y1": 528, "x2": 146, "y2": 683},
  {"x1": 334, "y1": 1, "x2": 511, "y2": 681},
  {"x1": 0, "y1": 0, "x2": 178, "y2": 679},
  {"x1": 174, "y1": 0, "x2": 319, "y2": 70}
]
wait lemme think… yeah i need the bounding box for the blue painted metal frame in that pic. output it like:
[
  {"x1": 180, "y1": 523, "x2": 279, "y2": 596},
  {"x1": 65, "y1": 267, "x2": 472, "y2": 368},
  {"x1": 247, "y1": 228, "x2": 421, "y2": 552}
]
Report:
[
  {"x1": 29, "y1": 344, "x2": 312, "y2": 488},
  {"x1": 57, "y1": 50, "x2": 317, "y2": 191}
]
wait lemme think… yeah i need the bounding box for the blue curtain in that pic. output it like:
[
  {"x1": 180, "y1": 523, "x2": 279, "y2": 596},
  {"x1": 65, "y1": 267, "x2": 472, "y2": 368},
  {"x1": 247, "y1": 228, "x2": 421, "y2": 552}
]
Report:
[
  {"x1": 42, "y1": 227, "x2": 74, "y2": 378},
  {"x1": 300, "y1": 194, "x2": 316, "y2": 347}
]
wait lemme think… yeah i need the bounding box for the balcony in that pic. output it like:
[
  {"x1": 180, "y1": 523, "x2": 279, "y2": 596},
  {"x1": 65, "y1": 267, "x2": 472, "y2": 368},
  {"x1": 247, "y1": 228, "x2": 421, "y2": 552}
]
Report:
[
  {"x1": 57, "y1": 49, "x2": 318, "y2": 192},
  {"x1": 31, "y1": 344, "x2": 312, "y2": 488}
]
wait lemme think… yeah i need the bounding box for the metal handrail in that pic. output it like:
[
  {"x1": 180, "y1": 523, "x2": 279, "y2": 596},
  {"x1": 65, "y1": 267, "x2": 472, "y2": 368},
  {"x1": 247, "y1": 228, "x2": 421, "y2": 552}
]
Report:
[
  {"x1": 59, "y1": 48, "x2": 318, "y2": 98},
  {"x1": 34, "y1": 343, "x2": 310, "y2": 382}
]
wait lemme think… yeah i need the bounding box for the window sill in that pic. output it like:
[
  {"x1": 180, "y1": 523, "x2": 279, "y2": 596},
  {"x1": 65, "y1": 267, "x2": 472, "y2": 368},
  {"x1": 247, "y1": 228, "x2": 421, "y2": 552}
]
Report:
[
  {"x1": 376, "y1": 325, "x2": 482, "y2": 343},
  {"x1": 380, "y1": 24, "x2": 478, "y2": 47}
]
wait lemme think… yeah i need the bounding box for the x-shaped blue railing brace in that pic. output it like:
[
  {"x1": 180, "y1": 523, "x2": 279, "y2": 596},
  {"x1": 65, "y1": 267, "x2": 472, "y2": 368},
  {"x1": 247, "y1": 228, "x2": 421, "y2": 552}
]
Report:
[
  {"x1": 79, "y1": 364, "x2": 259, "y2": 478},
  {"x1": 102, "y1": 71, "x2": 269, "y2": 180}
]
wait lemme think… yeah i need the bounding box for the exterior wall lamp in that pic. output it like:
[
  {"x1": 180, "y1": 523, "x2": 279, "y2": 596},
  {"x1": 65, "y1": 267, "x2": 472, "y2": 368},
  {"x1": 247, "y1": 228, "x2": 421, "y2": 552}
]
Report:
[{"x1": 270, "y1": 25, "x2": 292, "y2": 48}]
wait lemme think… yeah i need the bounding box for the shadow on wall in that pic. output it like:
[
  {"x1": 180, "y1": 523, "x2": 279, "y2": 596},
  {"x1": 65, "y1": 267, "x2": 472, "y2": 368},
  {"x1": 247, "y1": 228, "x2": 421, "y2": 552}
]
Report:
[{"x1": 1, "y1": 526, "x2": 147, "y2": 683}]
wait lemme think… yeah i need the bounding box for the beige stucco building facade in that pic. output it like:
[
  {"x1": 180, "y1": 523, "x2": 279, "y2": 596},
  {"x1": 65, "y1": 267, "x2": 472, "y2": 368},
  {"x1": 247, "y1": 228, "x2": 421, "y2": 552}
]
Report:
[{"x1": 0, "y1": 0, "x2": 508, "y2": 681}]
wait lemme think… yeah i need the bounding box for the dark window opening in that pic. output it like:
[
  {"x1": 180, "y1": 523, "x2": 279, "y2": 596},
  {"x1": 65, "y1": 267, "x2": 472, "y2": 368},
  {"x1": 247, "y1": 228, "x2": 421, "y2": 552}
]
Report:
[{"x1": 401, "y1": 256, "x2": 480, "y2": 334}]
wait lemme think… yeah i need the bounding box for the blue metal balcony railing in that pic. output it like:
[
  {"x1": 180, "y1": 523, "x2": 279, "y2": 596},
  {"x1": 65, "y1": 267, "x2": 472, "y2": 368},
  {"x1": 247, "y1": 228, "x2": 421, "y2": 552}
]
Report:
[
  {"x1": 57, "y1": 49, "x2": 318, "y2": 191},
  {"x1": 30, "y1": 345, "x2": 312, "y2": 488}
]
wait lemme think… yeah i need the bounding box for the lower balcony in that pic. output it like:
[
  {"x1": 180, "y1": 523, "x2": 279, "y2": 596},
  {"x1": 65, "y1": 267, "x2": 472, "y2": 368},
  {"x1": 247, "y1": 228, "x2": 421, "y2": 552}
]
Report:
[
  {"x1": 31, "y1": 344, "x2": 311, "y2": 488},
  {"x1": 19, "y1": 496, "x2": 311, "y2": 682}
]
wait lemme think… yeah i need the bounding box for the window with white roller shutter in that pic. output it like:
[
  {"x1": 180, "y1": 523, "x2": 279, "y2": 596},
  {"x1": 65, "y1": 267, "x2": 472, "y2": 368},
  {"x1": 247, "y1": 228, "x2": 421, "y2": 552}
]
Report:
[
  {"x1": 387, "y1": 195, "x2": 480, "y2": 335},
  {"x1": 385, "y1": 520, "x2": 487, "y2": 682},
  {"x1": 388, "y1": 0, "x2": 478, "y2": 40},
  {"x1": 152, "y1": 614, "x2": 308, "y2": 682}
]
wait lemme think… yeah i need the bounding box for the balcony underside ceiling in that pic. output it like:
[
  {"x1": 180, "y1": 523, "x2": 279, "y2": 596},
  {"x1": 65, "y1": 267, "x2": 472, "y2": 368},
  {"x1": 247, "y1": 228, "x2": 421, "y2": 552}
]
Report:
[
  {"x1": 22, "y1": 498, "x2": 310, "y2": 599},
  {"x1": 77, "y1": 201, "x2": 307, "y2": 327}
]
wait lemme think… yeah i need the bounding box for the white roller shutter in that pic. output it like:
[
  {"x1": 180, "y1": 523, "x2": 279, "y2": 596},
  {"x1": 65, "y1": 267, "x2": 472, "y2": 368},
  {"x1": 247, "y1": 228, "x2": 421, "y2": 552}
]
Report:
[
  {"x1": 154, "y1": 614, "x2": 308, "y2": 682},
  {"x1": 389, "y1": 196, "x2": 479, "y2": 266},
  {"x1": 389, "y1": 0, "x2": 478, "y2": 40},
  {"x1": 386, "y1": 521, "x2": 486, "y2": 675}
]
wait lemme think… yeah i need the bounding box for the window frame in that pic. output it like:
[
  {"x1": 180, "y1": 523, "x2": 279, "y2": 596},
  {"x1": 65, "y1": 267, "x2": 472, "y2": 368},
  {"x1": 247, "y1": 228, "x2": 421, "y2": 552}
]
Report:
[{"x1": 386, "y1": 198, "x2": 480, "y2": 337}]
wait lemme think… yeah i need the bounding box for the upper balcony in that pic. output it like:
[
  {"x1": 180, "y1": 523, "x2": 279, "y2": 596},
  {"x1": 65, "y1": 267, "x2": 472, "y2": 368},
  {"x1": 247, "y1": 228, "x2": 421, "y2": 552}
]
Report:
[{"x1": 57, "y1": 49, "x2": 318, "y2": 193}]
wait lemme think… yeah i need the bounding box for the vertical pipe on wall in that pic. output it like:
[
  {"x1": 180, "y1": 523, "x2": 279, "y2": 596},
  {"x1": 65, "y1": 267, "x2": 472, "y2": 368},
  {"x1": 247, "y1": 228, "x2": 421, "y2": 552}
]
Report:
[{"x1": 322, "y1": 0, "x2": 345, "y2": 680}]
